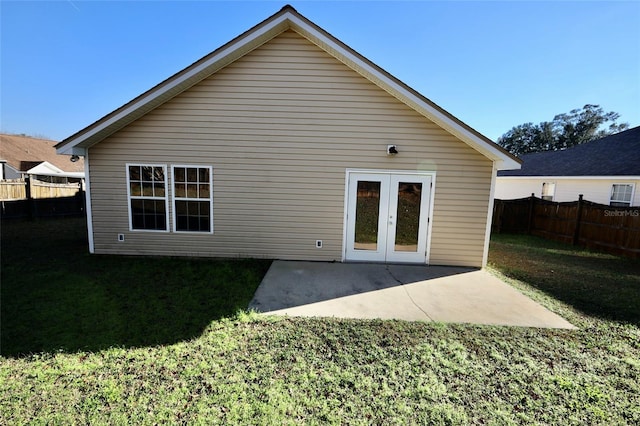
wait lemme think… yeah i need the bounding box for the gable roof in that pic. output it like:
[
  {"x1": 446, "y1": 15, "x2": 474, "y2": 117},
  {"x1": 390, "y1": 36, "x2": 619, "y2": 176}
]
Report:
[
  {"x1": 498, "y1": 126, "x2": 640, "y2": 177},
  {"x1": 1, "y1": 133, "x2": 84, "y2": 174},
  {"x1": 55, "y1": 5, "x2": 520, "y2": 170},
  {"x1": 25, "y1": 161, "x2": 65, "y2": 175}
]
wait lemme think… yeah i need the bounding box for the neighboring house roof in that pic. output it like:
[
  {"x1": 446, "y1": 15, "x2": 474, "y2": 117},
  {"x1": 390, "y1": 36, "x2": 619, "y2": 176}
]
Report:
[
  {"x1": 55, "y1": 5, "x2": 520, "y2": 171},
  {"x1": 498, "y1": 126, "x2": 640, "y2": 177},
  {"x1": 1, "y1": 133, "x2": 85, "y2": 175},
  {"x1": 25, "y1": 161, "x2": 64, "y2": 175},
  {"x1": 24, "y1": 161, "x2": 85, "y2": 179}
]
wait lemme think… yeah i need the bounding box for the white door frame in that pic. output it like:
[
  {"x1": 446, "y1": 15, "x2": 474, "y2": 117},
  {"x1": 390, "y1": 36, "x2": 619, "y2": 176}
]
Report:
[{"x1": 342, "y1": 169, "x2": 436, "y2": 264}]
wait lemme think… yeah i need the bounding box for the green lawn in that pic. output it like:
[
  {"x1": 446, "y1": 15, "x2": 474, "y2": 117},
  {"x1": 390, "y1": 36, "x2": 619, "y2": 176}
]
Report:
[
  {"x1": 489, "y1": 233, "x2": 640, "y2": 324},
  {"x1": 0, "y1": 217, "x2": 271, "y2": 355},
  {"x1": 1, "y1": 218, "x2": 639, "y2": 424}
]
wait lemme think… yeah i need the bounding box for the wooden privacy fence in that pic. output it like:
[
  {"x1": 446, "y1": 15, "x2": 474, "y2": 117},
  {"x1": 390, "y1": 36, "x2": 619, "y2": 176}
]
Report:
[
  {"x1": 0, "y1": 177, "x2": 81, "y2": 200},
  {"x1": 31, "y1": 179, "x2": 82, "y2": 199},
  {"x1": 1, "y1": 177, "x2": 85, "y2": 219},
  {"x1": 492, "y1": 194, "x2": 640, "y2": 259},
  {"x1": 0, "y1": 179, "x2": 27, "y2": 200}
]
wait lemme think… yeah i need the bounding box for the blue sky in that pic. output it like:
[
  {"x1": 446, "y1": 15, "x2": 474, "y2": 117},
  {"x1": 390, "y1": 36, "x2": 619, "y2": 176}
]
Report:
[{"x1": 1, "y1": 1, "x2": 639, "y2": 142}]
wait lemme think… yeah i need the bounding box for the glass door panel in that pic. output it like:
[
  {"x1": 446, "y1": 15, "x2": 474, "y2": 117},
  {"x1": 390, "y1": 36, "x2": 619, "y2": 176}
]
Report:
[
  {"x1": 385, "y1": 174, "x2": 432, "y2": 264},
  {"x1": 345, "y1": 173, "x2": 388, "y2": 262},
  {"x1": 393, "y1": 182, "x2": 422, "y2": 252},
  {"x1": 354, "y1": 181, "x2": 381, "y2": 250}
]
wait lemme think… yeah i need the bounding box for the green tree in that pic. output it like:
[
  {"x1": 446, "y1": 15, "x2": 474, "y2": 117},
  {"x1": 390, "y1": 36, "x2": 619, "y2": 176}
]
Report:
[{"x1": 497, "y1": 104, "x2": 628, "y2": 156}]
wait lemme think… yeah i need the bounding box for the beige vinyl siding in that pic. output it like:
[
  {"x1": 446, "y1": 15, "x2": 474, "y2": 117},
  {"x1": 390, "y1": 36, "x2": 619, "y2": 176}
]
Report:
[{"x1": 88, "y1": 30, "x2": 493, "y2": 267}]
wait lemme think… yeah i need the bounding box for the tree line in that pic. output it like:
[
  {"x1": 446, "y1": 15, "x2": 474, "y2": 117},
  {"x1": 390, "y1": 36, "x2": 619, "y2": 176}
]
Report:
[{"x1": 497, "y1": 104, "x2": 629, "y2": 156}]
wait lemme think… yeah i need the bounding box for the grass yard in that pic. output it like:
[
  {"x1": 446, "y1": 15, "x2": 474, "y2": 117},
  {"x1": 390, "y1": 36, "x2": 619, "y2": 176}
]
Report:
[
  {"x1": 0, "y1": 217, "x2": 271, "y2": 356},
  {"x1": 1, "y1": 218, "x2": 639, "y2": 424},
  {"x1": 489, "y1": 233, "x2": 640, "y2": 325}
]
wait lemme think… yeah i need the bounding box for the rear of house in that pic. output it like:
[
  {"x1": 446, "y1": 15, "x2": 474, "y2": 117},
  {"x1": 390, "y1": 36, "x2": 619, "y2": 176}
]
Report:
[{"x1": 57, "y1": 6, "x2": 519, "y2": 267}]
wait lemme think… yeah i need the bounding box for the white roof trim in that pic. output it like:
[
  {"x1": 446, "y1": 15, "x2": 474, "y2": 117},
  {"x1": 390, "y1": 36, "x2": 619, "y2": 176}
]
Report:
[
  {"x1": 497, "y1": 175, "x2": 640, "y2": 180},
  {"x1": 26, "y1": 161, "x2": 85, "y2": 178},
  {"x1": 26, "y1": 161, "x2": 65, "y2": 175},
  {"x1": 56, "y1": 7, "x2": 520, "y2": 170}
]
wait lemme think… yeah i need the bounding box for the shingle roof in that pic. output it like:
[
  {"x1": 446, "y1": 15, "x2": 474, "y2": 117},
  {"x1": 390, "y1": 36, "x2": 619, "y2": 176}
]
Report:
[
  {"x1": 1, "y1": 134, "x2": 84, "y2": 173},
  {"x1": 498, "y1": 126, "x2": 640, "y2": 177}
]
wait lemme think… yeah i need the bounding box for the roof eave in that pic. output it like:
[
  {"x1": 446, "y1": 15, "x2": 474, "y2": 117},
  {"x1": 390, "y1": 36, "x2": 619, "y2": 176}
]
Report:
[{"x1": 498, "y1": 174, "x2": 640, "y2": 179}]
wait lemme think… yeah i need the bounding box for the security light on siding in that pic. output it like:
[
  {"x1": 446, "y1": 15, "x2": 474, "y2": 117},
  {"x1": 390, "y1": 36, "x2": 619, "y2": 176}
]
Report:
[
  {"x1": 70, "y1": 155, "x2": 80, "y2": 162},
  {"x1": 387, "y1": 145, "x2": 398, "y2": 155}
]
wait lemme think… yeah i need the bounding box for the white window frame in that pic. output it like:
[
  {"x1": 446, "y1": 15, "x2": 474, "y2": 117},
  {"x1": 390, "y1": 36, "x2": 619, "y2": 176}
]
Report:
[
  {"x1": 541, "y1": 182, "x2": 556, "y2": 201},
  {"x1": 126, "y1": 163, "x2": 170, "y2": 232},
  {"x1": 610, "y1": 183, "x2": 635, "y2": 207},
  {"x1": 171, "y1": 165, "x2": 214, "y2": 234}
]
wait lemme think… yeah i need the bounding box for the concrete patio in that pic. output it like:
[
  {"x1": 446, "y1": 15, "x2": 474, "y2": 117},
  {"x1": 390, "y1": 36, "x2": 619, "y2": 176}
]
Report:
[{"x1": 249, "y1": 261, "x2": 575, "y2": 329}]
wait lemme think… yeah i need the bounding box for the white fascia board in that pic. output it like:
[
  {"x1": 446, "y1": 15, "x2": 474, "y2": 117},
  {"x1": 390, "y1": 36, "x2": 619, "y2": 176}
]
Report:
[
  {"x1": 58, "y1": 147, "x2": 87, "y2": 156},
  {"x1": 497, "y1": 175, "x2": 640, "y2": 180},
  {"x1": 57, "y1": 14, "x2": 292, "y2": 155},
  {"x1": 29, "y1": 171, "x2": 85, "y2": 179},
  {"x1": 494, "y1": 158, "x2": 522, "y2": 171},
  {"x1": 53, "y1": 172, "x2": 85, "y2": 179}
]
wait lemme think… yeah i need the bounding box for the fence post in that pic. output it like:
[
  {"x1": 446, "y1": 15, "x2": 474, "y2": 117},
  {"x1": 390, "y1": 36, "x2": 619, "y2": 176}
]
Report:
[
  {"x1": 24, "y1": 176, "x2": 35, "y2": 219},
  {"x1": 527, "y1": 193, "x2": 535, "y2": 234},
  {"x1": 572, "y1": 194, "x2": 584, "y2": 246},
  {"x1": 492, "y1": 199, "x2": 503, "y2": 233},
  {"x1": 76, "y1": 189, "x2": 85, "y2": 214}
]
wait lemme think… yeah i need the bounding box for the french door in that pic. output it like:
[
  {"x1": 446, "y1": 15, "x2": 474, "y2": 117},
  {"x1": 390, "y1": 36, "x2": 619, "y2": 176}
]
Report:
[{"x1": 345, "y1": 172, "x2": 432, "y2": 263}]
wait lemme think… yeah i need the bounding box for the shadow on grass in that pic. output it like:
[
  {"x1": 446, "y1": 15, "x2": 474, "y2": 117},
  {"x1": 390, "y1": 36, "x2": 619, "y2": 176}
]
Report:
[
  {"x1": 489, "y1": 233, "x2": 640, "y2": 326},
  {"x1": 1, "y1": 217, "x2": 271, "y2": 357}
]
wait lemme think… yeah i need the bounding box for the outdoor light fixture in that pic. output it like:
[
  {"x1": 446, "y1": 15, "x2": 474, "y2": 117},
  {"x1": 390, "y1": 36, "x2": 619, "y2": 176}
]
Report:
[
  {"x1": 387, "y1": 145, "x2": 398, "y2": 155},
  {"x1": 70, "y1": 155, "x2": 80, "y2": 162}
]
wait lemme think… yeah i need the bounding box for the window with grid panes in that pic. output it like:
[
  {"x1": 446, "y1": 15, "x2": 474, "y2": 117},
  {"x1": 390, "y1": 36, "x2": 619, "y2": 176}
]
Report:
[
  {"x1": 610, "y1": 184, "x2": 633, "y2": 207},
  {"x1": 127, "y1": 165, "x2": 168, "y2": 231},
  {"x1": 172, "y1": 166, "x2": 213, "y2": 233}
]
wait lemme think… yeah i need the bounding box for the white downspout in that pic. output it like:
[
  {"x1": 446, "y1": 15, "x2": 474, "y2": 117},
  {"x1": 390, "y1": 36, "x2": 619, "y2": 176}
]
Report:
[
  {"x1": 83, "y1": 150, "x2": 95, "y2": 254},
  {"x1": 482, "y1": 161, "x2": 498, "y2": 268}
]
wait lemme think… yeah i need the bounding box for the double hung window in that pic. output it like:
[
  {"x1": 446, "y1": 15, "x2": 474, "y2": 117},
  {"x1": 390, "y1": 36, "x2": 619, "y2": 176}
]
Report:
[
  {"x1": 610, "y1": 184, "x2": 634, "y2": 207},
  {"x1": 127, "y1": 164, "x2": 169, "y2": 231},
  {"x1": 172, "y1": 166, "x2": 213, "y2": 233}
]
